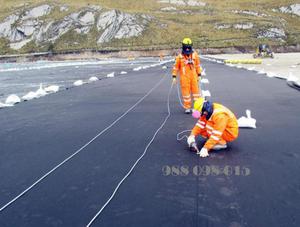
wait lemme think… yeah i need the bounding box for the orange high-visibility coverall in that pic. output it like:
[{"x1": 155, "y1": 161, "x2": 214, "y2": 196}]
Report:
[
  {"x1": 191, "y1": 103, "x2": 239, "y2": 151},
  {"x1": 172, "y1": 52, "x2": 202, "y2": 109}
]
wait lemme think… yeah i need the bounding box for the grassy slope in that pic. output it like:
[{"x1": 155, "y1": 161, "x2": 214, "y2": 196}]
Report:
[{"x1": 0, "y1": 0, "x2": 299, "y2": 54}]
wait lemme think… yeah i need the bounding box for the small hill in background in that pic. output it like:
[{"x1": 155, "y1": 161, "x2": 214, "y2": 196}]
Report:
[{"x1": 0, "y1": 0, "x2": 299, "y2": 54}]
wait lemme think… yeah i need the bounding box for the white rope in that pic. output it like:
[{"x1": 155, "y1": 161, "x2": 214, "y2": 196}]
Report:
[
  {"x1": 200, "y1": 76, "x2": 204, "y2": 97},
  {"x1": 175, "y1": 68, "x2": 206, "y2": 143},
  {"x1": 0, "y1": 75, "x2": 166, "y2": 213},
  {"x1": 176, "y1": 130, "x2": 192, "y2": 141},
  {"x1": 86, "y1": 82, "x2": 174, "y2": 227},
  {"x1": 176, "y1": 81, "x2": 185, "y2": 108}
]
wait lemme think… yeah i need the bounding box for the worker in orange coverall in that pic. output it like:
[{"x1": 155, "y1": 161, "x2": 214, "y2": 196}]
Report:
[
  {"x1": 172, "y1": 38, "x2": 202, "y2": 114},
  {"x1": 187, "y1": 98, "x2": 239, "y2": 158}
]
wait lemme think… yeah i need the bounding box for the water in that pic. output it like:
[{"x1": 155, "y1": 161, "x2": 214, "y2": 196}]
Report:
[{"x1": 0, "y1": 57, "x2": 165, "y2": 103}]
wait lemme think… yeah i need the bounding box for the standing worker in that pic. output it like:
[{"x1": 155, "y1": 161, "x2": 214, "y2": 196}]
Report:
[
  {"x1": 187, "y1": 98, "x2": 239, "y2": 158},
  {"x1": 172, "y1": 38, "x2": 202, "y2": 114}
]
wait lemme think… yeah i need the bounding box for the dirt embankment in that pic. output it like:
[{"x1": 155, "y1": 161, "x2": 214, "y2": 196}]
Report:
[{"x1": 1, "y1": 44, "x2": 300, "y2": 63}]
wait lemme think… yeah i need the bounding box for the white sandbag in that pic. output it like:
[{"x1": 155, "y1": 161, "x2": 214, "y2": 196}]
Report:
[
  {"x1": 202, "y1": 90, "x2": 211, "y2": 97},
  {"x1": 22, "y1": 91, "x2": 37, "y2": 101},
  {"x1": 74, "y1": 80, "x2": 84, "y2": 86},
  {"x1": 45, "y1": 85, "x2": 59, "y2": 93},
  {"x1": 89, "y1": 77, "x2": 99, "y2": 82},
  {"x1": 201, "y1": 78, "x2": 209, "y2": 84},
  {"x1": 107, "y1": 72, "x2": 115, "y2": 78},
  {"x1": 238, "y1": 109, "x2": 256, "y2": 128},
  {"x1": 35, "y1": 84, "x2": 47, "y2": 97},
  {"x1": 5, "y1": 94, "x2": 21, "y2": 105}
]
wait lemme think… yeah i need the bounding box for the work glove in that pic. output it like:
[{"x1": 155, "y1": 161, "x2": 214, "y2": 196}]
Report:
[
  {"x1": 187, "y1": 135, "x2": 200, "y2": 152},
  {"x1": 197, "y1": 74, "x2": 201, "y2": 82},
  {"x1": 201, "y1": 68, "x2": 206, "y2": 77},
  {"x1": 187, "y1": 135, "x2": 195, "y2": 147},
  {"x1": 172, "y1": 77, "x2": 177, "y2": 84},
  {"x1": 199, "y1": 147, "x2": 209, "y2": 158}
]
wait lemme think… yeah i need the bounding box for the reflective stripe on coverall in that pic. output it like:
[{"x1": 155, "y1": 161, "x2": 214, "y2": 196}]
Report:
[
  {"x1": 191, "y1": 103, "x2": 239, "y2": 151},
  {"x1": 172, "y1": 52, "x2": 202, "y2": 109}
]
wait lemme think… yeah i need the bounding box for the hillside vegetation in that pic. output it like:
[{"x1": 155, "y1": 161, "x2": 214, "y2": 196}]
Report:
[{"x1": 0, "y1": 0, "x2": 299, "y2": 54}]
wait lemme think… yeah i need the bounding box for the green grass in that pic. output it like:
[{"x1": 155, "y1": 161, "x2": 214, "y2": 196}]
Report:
[{"x1": 0, "y1": 0, "x2": 299, "y2": 54}]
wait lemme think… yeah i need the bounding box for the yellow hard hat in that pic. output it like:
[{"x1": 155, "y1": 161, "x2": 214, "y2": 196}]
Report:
[
  {"x1": 194, "y1": 97, "x2": 205, "y2": 111},
  {"x1": 182, "y1": 38, "x2": 192, "y2": 45}
]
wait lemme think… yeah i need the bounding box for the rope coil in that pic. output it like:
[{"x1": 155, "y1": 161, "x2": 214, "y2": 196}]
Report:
[{"x1": 176, "y1": 130, "x2": 192, "y2": 141}]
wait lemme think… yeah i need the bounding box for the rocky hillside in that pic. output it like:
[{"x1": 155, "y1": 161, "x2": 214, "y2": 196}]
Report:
[{"x1": 0, "y1": 0, "x2": 299, "y2": 54}]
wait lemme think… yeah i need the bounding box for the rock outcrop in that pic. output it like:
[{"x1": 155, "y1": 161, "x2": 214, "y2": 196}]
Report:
[
  {"x1": 34, "y1": 9, "x2": 98, "y2": 43},
  {"x1": 0, "y1": 4, "x2": 53, "y2": 48},
  {"x1": 60, "y1": 6, "x2": 69, "y2": 12},
  {"x1": 158, "y1": 0, "x2": 206, "y2": 7},
  {"x1": 214, "y1": 24, "x2": 231, "y2": 30},
  {"x1": 97, "y1": 10, "x2": 150, "y2": 43},
  {"x1": 233, "y1": 23, "x2": 254, "y2": 30},
  {"x1": 231, "y1": 10, "x2": 268, "y2": 17},
  {"x1": 215, "y1": 23, "x2": 254, "y2": 30},
  {"x1": 274, "y1": 4, "x2": 300, "y2": 16},
  {"x1": 257, "y1": 27, "x2": 286, "y2": 40},
  {"x1": 0, "y1": 14, "x2": 25, "y2": 42},
  {"x1": 0, "y1": 2, "x2": 297, "y2": 52},
  {"x1": 161, "y1": 7, "x2": 177, "y2": 11},
  {"x1": 0, "y1": 4, "x2": 151, "y2": 50},
  {"x1": 22, "y1": 4, "x2": 52, "y2": 20}
]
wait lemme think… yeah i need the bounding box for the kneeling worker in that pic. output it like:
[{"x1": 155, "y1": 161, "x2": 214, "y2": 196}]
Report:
[{"x1": 187, "y1": 98, "x2": 239, "y2": 158}]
